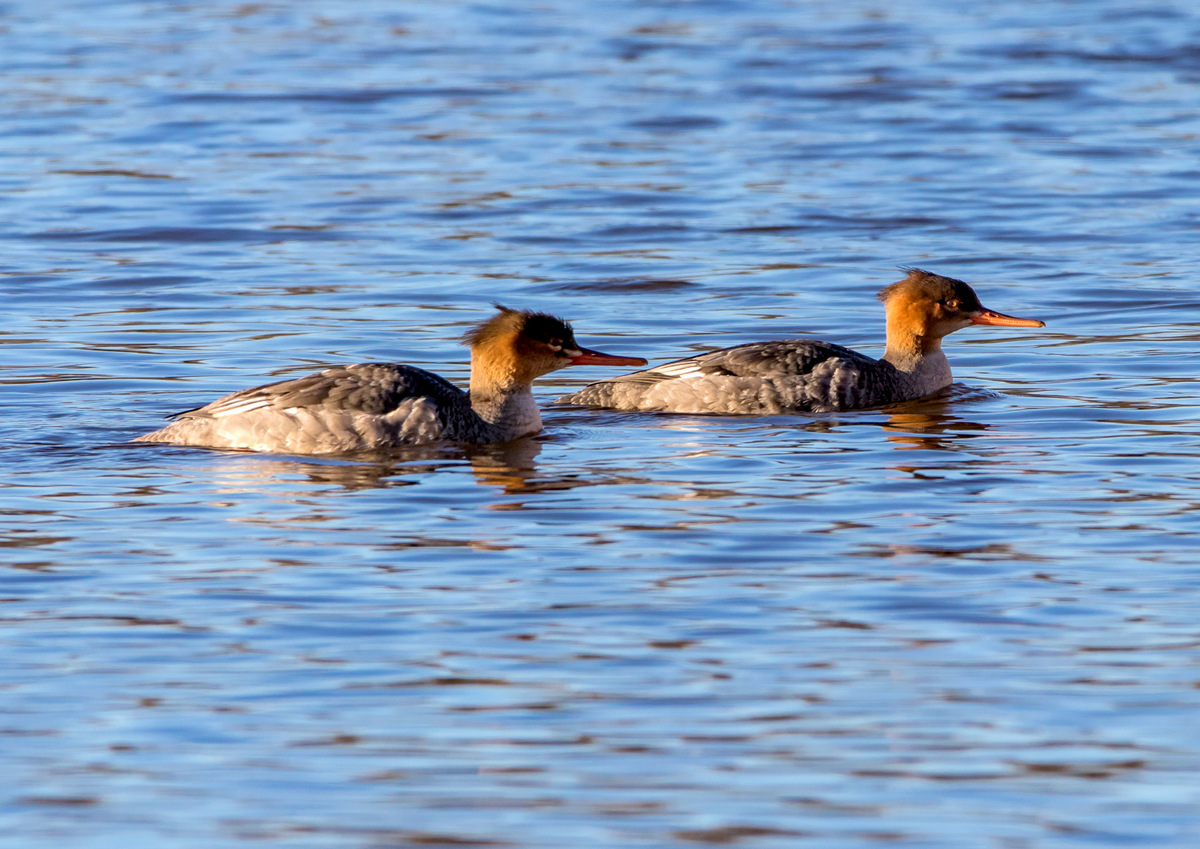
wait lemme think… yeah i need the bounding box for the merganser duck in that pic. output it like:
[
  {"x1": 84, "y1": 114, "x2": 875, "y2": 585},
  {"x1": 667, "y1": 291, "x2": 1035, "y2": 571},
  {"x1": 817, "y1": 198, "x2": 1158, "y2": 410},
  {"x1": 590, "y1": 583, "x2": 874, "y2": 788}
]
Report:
[
  {"x1": 134, "y1": 306, "x2": 646, "y2": 454},
  {"x1": 559, "y1": 269, "x2": 1044, "y2": 414}
]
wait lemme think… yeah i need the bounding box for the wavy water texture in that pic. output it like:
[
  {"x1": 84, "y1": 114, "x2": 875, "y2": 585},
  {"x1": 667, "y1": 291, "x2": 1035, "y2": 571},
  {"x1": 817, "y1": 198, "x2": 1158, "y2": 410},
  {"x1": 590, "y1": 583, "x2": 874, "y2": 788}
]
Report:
[{"x1": 2, "y1": 1, "x2": 1200, "y2": 848}]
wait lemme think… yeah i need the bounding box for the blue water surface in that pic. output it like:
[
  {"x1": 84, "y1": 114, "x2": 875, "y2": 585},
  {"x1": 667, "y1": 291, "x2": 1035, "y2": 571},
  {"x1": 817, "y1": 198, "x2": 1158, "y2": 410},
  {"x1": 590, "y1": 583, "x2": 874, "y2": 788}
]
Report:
[{"x1": 2, "y1": 1, "x2": 1199, "y2": 847}]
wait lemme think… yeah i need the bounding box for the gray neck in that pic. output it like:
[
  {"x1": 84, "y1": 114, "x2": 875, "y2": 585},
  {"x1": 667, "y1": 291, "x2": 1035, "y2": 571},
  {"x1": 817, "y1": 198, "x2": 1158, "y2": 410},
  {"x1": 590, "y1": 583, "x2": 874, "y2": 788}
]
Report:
[
  {"x1": 883, "y1": 346, "x2": 953, "y2": 397},
  {"x1": 470, "y1": 388, "x2": 542, "y2": 440}
]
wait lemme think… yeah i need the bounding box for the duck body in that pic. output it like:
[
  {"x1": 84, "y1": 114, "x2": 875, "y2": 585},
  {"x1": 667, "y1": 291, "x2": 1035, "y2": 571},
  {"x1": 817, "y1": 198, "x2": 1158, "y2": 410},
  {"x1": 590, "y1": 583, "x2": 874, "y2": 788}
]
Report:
[
  {"x1": 134, "y1": 363, "x2": 532, "y2": 453},
  {"x1": 135, "y1": 307, "x2": 645, "y2": 454},
  {"x1": 561, "y1": 338, "x2": 950, "y2": 414},
  {"x1": 560, "y1": 269, "x2": 1043, "y2": 415}
]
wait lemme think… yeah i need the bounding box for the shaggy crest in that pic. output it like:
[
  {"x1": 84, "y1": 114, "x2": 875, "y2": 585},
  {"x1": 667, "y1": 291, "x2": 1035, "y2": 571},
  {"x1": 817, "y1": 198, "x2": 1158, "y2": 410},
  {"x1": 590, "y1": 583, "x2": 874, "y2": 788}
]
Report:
[
  {"x1": 461, "y1": 304, "x2": 576, "y2": 350},
  {"x1": 877, "y1": 268, "x2": 983, "y2": 313}
]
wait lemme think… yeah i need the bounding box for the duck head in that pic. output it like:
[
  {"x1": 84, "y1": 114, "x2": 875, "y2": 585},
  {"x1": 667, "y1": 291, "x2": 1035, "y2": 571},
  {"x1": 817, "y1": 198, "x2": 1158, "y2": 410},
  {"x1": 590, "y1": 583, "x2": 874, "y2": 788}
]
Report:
[
  {"x1": 464, "y1": 305, "x2": 647, "y2": 392},
  {"x1": 879, "y1": 269, "x2": 1044, "y2": 360}
]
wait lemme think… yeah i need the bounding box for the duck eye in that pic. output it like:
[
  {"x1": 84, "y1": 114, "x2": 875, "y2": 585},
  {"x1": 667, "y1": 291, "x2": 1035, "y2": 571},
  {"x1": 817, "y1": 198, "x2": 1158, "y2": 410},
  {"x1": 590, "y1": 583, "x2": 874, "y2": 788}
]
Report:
[
  {"x1": 945, "y1": 299, "x2": 960, "y2": 310},
  {"x1": 548, "y1": 338, "x2": 563, "y2": 351}
]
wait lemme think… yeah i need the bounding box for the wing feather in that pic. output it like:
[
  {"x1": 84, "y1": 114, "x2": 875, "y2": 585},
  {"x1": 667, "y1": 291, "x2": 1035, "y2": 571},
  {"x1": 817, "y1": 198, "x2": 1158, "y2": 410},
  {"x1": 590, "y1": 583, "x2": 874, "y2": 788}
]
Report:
[
  {"x1": 170, "y1": 363, "x2": 468, "y2": 421},
  {"x1": 598, "y1": 339, "x2": 880, "y2": 387}
]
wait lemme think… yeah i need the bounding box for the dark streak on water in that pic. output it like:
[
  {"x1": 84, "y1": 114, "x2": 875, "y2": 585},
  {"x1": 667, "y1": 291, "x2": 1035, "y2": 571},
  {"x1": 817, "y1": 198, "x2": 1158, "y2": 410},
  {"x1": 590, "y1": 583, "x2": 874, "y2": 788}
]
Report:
[{"x1": 2, "y1": 1, "x2": 1200, "y2": 848}]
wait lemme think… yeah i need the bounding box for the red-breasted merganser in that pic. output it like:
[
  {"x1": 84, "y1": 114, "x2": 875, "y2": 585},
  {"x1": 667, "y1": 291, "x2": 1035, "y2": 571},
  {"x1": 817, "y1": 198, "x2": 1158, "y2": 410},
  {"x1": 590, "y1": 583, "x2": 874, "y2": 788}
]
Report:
[
  {"x1": 559, "y1": 269, "x2": 1044, "y2": 414},
  {"x1": 135, "y1": 306, "x2": 646, "y2": 454}
]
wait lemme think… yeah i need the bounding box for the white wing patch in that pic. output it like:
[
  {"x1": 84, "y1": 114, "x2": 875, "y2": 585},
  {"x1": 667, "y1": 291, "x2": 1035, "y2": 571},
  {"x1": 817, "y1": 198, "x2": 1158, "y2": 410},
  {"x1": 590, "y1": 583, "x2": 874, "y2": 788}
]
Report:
[
  {"x1": 645, "y1": 359, "x2": 707, "y2": 379},
  {"x1": 206, "y1": 396, "x2": 274, "y2": 418}
]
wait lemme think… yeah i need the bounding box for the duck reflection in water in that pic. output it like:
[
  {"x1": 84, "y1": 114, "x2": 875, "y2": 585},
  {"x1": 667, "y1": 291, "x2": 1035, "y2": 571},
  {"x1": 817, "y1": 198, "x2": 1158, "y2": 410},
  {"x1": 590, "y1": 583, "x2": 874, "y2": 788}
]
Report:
[
  {"x1": 183, "y1": 438, "x2": 563, "y2": 496},
  {"x1": 879, "y1": 386, "x2": 995, "y2": 452}
]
